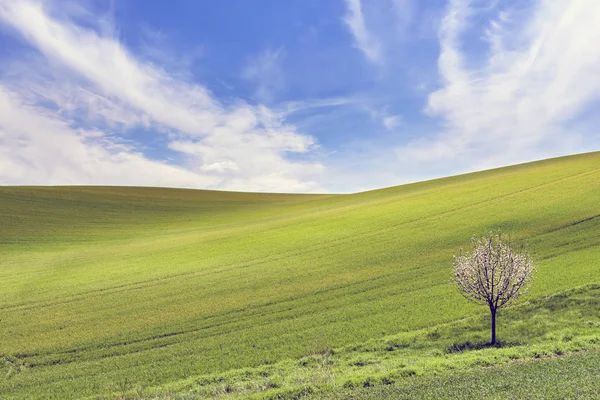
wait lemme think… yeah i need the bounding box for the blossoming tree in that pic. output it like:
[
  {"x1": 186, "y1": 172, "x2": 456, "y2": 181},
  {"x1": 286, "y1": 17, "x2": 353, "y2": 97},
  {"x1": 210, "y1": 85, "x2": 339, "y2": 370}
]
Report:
[{"x1": 453, "y1": 234, "x2": 535, "y2": 345}]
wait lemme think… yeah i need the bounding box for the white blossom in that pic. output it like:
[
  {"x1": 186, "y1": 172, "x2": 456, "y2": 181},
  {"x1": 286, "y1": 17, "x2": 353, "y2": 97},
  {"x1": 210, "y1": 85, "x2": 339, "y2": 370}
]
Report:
[{"x1": 453, "y1": 234, "x2": 535, "y2": 344}]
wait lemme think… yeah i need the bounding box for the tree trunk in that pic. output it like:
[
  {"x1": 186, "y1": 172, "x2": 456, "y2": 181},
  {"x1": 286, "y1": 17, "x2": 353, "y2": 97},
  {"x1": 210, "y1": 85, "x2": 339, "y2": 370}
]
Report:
[{"x1": 490, "y1": 307, "x2": 497, "y2": 345}]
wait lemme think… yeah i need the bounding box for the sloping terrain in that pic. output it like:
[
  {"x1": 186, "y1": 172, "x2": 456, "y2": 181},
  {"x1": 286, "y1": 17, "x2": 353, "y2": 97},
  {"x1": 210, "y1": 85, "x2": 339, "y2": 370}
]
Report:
[
  {"x1": 314, "y1": 349, "x2": 600, "y2": 400},
  {"x1": 0, "y1": 151, "x2": 599, "y2": 398}
]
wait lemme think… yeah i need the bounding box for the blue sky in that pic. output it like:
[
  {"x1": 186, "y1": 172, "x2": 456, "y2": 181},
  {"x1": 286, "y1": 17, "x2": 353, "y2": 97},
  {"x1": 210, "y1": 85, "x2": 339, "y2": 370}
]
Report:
[{"x1": 0, "y1": 0, "x2": 599, "y2": 193}]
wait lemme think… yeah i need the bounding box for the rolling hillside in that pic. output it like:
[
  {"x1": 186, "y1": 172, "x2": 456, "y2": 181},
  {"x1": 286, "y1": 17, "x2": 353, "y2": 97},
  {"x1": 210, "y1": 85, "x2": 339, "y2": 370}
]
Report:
[{"x1": 1, "y1": 151, "x2": 599, "y2": 398}]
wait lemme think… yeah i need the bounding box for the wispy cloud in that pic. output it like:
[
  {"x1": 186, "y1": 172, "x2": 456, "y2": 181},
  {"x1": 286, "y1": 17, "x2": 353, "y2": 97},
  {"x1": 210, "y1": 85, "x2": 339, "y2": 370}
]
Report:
[
  {"x1": 0, "y1": 0, "x2": 324, "y2": 192},
  {"x1": 282, "y1": 97, "x2": 356, "y2": 116},
  {"x1": 0, "y1": 86, "x2": 209, "y2": 187},
  {"x1": 1, "y1": 0, "x2": 597, "y2": 194},
  {"x1": 364, "y1": 106, "x2": 403, "y2": 131},
  {"x1": 383, "y1": 115, "x2": 402, "y2": 130},
  {"x1": 397, "y1": 0, "x2": 600, "y2": 171},
  {"x1": 243, "y1": 47, "x2": 286, "y2": 103},
  {"x1": 392, "y1": 0, "x2": 415, "y2": 36},
  {"x1": 343, "y1": 0, "x2": 383, "y2": 66}
]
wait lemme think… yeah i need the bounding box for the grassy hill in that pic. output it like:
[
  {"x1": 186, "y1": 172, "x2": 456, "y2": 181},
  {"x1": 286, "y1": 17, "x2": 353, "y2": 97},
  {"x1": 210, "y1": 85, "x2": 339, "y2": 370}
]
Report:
[{"x1": 0, "y1": 151, "x2": 599, "y2": 398}]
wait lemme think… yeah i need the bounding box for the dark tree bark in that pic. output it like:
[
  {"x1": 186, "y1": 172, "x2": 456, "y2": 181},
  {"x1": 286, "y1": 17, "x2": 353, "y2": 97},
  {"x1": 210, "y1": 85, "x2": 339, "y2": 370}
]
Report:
[{"x1": 490, "y1": 307, "x2": 497, "y2": 345}]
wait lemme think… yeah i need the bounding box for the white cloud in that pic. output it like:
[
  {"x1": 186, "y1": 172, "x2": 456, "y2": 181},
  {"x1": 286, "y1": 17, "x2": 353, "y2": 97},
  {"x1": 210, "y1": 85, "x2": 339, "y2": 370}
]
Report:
[
  {"x1": 396, "y1": 0, "x2": 600, "y2": 172},
  {"x1": 321, "y1": 0, "x2": 600, "y2": 193},
  {"x1": 343, "y1": 0, "x2": 383, "y2": 66},
  {"x1": 0, "y1": 86, "x2": 212, "y2": 187},
  {"x1": 0, "y1": 0, "x2": 324, "y2": 192}
]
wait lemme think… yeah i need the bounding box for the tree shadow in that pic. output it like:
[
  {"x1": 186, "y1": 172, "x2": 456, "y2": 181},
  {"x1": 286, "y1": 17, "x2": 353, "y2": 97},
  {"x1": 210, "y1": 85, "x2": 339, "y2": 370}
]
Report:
[{"x1": 447, "y1": 340, "x2": 524, "y2": 354}]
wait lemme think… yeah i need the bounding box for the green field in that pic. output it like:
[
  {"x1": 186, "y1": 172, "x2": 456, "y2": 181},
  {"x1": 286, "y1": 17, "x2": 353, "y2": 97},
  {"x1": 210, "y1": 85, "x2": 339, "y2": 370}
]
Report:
[
  {"x1": 1, "y1": 151, "x2": 599, "y2": 399},
  {"x1": 313, "y1": 349, "x2": 600, "y2": 400}
]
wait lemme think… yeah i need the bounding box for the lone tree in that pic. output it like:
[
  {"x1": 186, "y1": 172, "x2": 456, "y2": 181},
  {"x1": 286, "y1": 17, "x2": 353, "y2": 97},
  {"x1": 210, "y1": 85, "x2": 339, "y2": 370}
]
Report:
[{"x1": 453, "y1": 234, "x2": 535, "y2": 345}]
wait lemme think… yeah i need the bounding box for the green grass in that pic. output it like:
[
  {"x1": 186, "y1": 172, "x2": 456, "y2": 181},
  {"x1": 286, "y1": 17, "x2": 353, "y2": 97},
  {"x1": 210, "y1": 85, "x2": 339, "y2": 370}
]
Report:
[
  {"x1": 311, "y1": 349, "x2": 600, "y2": 399},
  {"x1": 142, "y1": 284, "x2": 600, "y2": 399},
  {"x1": 0, "y1": 151, "x2": 599, "y2": 398}
]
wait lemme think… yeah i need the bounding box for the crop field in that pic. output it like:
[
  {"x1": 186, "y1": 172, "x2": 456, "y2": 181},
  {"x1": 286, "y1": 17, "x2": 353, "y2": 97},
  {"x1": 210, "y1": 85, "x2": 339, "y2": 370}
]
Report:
[{"x1": 0, "y1": 151, "x2": 599, "y2": 399}]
